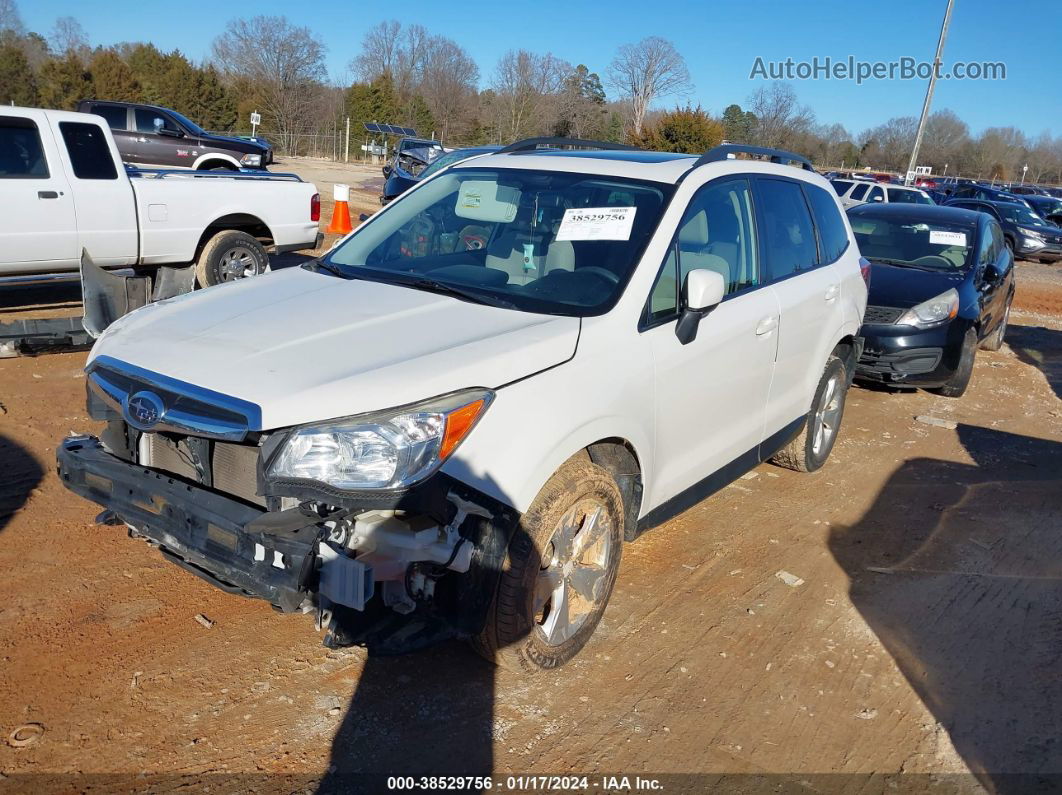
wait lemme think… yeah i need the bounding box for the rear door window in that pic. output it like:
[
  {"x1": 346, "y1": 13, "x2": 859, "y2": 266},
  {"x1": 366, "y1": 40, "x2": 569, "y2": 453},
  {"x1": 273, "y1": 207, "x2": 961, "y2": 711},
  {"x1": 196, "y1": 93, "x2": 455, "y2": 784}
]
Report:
[
  {"x1": 757, "y1": 178, "x2": 818, "y2": 280},
  {"x1": 58, "y1": 121, "x2": 118, "y2": 180},
  {"x1": 0, "y1": 117, "x2": 49, "y2": 178},
  {"x1": 93, "y1": 104, "x2": 129, "y2": 131},
  {"x1": 849, "y1": 183, "x2": 870, "y2": 201},
  {"x1": 803, "y1": 183, "x2": 849, "y2": 264}
]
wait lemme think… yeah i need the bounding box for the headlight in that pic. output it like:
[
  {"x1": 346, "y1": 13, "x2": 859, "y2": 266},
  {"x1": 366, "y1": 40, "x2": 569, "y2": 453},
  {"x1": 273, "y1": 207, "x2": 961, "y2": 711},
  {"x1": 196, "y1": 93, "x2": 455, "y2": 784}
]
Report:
[
  {"x1": 240, "y1": 153, "x2": 262, "y2": 167},
  {"x1": 895, "y1": 288, "x2": 959, "y2": 328},
  {"x1": 267, "y1": 390, "x2": 493, "y2": 490},
  {"x1": 1022, "y1": 233, "x2": 1045, "y2": 249}
]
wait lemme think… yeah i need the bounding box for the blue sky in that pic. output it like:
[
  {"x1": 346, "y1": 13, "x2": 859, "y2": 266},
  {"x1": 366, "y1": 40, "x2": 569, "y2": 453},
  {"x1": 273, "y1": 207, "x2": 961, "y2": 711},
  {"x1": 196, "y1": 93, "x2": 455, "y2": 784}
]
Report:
[{"x1": 21, "y1": 0, "x2": 1061, "y2": 138}]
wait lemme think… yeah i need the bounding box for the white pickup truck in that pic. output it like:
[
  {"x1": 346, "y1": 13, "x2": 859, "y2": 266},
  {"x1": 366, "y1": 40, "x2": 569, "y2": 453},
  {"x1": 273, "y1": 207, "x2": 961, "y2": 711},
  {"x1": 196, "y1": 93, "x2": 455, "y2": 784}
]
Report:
[{"x1": 0, "y1": 107, "x2": 321, "y2": 291}]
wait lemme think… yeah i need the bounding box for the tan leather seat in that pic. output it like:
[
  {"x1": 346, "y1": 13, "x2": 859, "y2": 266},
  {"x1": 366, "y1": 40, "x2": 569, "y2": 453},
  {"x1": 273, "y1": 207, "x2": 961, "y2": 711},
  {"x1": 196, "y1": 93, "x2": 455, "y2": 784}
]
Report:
[
  {"x1": 485, "y1": 218, "x2": 575, "y2": 285},
  {"x1": 678, "y1": 211, "x2": 731, "y2": 289}
]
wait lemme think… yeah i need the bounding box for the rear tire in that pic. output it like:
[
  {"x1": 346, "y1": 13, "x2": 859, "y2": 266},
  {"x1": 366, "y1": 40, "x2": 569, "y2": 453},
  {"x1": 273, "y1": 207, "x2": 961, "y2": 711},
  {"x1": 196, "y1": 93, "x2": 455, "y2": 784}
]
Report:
[
  {"x1": 771, "y1": 355, "x2": 848, "y2": 473},
  {"x1": 931, "y1": 327, "x2": 976, "y2": 397},
  {"x1": 195, "y1": 230, "x2": 269, "y2": 287},
  {"x1": 472, "y1": 457, "x2": 623, "y2": 673}
]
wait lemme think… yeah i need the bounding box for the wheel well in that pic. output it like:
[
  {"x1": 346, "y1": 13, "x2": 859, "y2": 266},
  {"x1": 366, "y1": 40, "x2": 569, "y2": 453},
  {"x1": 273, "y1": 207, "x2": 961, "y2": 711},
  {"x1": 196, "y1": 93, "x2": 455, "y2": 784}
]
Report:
[
  {"x1": 833, "y1": 335, "x2": 860, "y2": 385},
  {"x1": 194, "y1": 214, "x2": 274, "y2": 260},
  {"x1": 585, "y1": 438, "x2": 643, "y2": 542},
  {"x1": 197, "y1": 159, "x2": 238, "y2": 171}
]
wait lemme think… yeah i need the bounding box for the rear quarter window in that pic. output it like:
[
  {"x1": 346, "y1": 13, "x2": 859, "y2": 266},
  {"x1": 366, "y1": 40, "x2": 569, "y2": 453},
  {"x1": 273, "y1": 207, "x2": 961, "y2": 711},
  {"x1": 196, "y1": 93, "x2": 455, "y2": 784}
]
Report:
[
  {"x1": 0, "y1": 117, "x2": 49, "y2": 178},
  {"x1": 59, "y1": 121, "x2": 118, "y2": 180},
  {"x1": 804, "y1": 183, "x2": 849, "y2": 264},
  {"x1": 93, "y1": 105, "x2": 129, "y2": 131}
]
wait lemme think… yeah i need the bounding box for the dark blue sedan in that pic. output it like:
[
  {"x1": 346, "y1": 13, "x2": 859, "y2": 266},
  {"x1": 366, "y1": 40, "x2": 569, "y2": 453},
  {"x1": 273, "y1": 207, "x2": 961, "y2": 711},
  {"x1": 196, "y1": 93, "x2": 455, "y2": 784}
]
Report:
[{"x1": 848, "y1": 203, "x2": 1014, "y2": 398}]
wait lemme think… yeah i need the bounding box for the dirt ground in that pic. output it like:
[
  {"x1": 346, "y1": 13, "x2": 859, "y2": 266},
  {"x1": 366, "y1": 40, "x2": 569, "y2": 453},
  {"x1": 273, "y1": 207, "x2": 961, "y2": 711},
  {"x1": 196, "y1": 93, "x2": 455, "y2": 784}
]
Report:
[{"x1": 1, "y1": 161, "x2": 1060, "y2": 793}]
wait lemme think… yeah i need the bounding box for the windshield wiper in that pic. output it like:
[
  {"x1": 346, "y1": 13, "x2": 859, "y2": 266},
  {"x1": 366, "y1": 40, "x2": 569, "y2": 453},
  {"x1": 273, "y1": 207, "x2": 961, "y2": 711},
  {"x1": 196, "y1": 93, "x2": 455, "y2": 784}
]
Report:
[
  {"x1": 394, "y1": 275, "x2": 519, "y2": 309},
  {"x1": 306, "y1": 259, "x2": 351, "y2": 278},
  {"x1": 869, "y1": 257, "x2": 918, "y2": 268}
]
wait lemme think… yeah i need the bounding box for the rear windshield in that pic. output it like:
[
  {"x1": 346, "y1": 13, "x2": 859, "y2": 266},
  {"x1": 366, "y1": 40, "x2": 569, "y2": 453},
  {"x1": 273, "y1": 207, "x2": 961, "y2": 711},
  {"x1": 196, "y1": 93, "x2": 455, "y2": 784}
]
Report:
[
  {"x1": 850, "y1": 215, "x2": 974, "y2": 270},
  {"x1": 887, "y1": 188, "x2": 934, "y2": 205},
  {"x1": 322, "y1": 167, "x2": 674, "y2": 316}
]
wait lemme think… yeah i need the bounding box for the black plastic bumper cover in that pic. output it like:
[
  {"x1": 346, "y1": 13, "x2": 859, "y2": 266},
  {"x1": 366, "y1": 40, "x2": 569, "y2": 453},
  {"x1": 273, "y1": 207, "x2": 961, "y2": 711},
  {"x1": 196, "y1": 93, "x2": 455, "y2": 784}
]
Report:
[{"x1": 57, "y1": 436, "x2": 318, "y2": 611}]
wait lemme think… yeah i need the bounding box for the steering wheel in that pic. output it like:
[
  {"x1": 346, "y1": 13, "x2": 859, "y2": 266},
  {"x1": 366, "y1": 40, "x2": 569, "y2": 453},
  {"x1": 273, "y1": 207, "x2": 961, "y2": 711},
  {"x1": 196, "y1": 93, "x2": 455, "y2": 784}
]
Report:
[{"x1": 577, "y1": 266, "x2": 621, "y2": 285}]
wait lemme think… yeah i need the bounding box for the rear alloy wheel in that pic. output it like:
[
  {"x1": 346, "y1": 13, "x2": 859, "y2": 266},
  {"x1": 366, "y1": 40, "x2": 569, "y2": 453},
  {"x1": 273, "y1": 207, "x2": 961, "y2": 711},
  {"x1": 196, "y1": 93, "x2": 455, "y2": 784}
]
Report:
[
  {"x1": 195, "y1": 230, "x2": 269, "y2": 287},
  {"x1": 771, "y1": 354, "x2": 849, "y2": 473},
  {"x1": 932, "y1": 327, "x2": 977, "y2": 397},
  {"x1": 472, "y1": 457, "x2": 623, "y2": 672},
  {"x1": 980, "y1": 299, "x2": 1010, "y2": 351}
]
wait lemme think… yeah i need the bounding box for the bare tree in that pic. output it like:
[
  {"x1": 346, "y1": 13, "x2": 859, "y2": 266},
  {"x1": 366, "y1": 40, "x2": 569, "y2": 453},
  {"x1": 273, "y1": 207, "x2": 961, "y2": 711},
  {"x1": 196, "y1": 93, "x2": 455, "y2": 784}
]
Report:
[
  {"x1": 211, "y1": 16, "x2": 326, "y2": 154},
  {"x1": 607, "y1": 36, "x2": 691, "y2": 137},
  {"x1": 49, "y1": 16, "x2": 88, "y2": 58},
  {"x1": 350, "y1": 20, "x2": 402, "y2": 83},
  {"x1": 491, "y1": 50, "x2": 569, "y2": 141},
  {"x1": 418, "y1": 37, "x2": 479, "y2": 141},
  {"x1": 0, "y1": 0, "x2": 23, "y2": 36},
  {"x1": 747, "y1": 82, "x2": 815, "y2": 150}
]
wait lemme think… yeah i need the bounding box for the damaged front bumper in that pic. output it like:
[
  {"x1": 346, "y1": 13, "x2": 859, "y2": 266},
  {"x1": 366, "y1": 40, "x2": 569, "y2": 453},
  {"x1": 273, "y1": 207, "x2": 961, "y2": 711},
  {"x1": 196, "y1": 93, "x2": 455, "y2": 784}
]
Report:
[
  {"x1": 58, "y1": 435, "x2": 316, "y2": 611},
  {"x1": 56, "y1": 435, "x2": 518, "y2": 651}
]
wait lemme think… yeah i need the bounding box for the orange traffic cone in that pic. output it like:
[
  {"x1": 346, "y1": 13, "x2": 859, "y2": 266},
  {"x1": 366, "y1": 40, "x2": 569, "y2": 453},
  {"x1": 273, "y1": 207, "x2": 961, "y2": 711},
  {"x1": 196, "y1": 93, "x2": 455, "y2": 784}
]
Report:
[{"x1": 326, "y1": 183, "x2": 353, "y2": 236}]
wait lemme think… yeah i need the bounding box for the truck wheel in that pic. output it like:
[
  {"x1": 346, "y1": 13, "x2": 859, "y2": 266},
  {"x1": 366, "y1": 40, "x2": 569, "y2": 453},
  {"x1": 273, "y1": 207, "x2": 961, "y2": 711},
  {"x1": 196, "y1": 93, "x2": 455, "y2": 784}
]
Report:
[
  {"x1": 931, "y1": 328, "x2": 976, "y2": 397},
  {"x1": 195, "y1": 230, "x2": 269, "y2": 287},
  {"x1": 980, "y1": 299, "x2": 1010, "y2": 351},
  {"x1": 472, "y1": 457, "x2": 623, "y2": 673},
  {"x1": 771, "y1": 354, "x2": 848, "y2": 473}
]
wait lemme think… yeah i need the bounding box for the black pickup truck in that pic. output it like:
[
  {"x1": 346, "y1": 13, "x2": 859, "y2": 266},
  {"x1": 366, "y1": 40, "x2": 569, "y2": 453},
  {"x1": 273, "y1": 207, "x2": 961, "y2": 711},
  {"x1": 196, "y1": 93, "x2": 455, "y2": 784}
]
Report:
[{"x1": 76, "y1": 99, "x2": 272, "y2": 171}]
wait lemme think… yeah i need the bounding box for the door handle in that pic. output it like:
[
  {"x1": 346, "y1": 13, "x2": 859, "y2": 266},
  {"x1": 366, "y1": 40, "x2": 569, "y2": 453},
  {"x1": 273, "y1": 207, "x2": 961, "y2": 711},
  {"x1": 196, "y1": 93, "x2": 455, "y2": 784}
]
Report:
[
  {"x1": 824, "y1": 284, "x2": 839, "y2": 301},
  {"x1": 755, "y1": 316, "x2": 778, "y2": 335},
  {"x1": 37, "y1": 191, "x2": 59, "y2": 199}
]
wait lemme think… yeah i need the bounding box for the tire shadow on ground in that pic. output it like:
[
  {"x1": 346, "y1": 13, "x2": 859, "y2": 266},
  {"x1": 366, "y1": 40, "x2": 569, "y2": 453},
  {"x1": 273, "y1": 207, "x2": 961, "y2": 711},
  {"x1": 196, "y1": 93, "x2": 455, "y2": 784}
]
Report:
[
  {"x1": 1004, "y1": 323, "x2": 1062, "y2": 401},
  {"x1": 828, "y1": 423, "x2": 1062, "y2": 792},
  {"x1": 0, "y1": 433, "x2": 44, "y2": 536}
]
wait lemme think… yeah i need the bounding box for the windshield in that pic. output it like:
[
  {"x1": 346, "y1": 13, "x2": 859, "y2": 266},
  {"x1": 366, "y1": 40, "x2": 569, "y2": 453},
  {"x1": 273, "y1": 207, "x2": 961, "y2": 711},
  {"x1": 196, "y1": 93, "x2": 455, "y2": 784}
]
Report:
[
  {"x1": 418, "y1": 149, "x2": 480, "y2": 181},
  {"x1": 1034, "y1": 198, "x2": 1062, "y2": 216},
  {"x1": 167, "y1": 109, "x2": 205, "y2": 136},
  {"x1": 887, "y1": 188, "x2": 934, "y2": 205},
  {"x1": 850, "y1": 216, "x2": 974, "y2": 270},
  {"x1": 321, "y1": 167, "x2": 673, "y2": 316},
  {"x1": 998, "y1": 203, "x2": 1050, "y2": 227}
]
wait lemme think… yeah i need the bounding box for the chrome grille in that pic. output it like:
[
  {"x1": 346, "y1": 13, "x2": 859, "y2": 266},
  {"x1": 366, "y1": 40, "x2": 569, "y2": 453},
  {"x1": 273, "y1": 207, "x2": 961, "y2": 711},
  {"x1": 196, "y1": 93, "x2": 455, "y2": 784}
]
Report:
[{"x1": 87, "y1": 354, "x2": 261, "y2": 441}]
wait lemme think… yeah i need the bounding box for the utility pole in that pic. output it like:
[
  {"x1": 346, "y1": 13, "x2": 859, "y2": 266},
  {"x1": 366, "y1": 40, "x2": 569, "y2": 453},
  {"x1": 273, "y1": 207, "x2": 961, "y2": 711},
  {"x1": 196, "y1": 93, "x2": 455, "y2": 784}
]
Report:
[
  {"x1": 344, "y1": 117, "x2": 350, "y2": 163},
  {"x1": 904, "y1": 0, "x2": 955, "y2": 185}
]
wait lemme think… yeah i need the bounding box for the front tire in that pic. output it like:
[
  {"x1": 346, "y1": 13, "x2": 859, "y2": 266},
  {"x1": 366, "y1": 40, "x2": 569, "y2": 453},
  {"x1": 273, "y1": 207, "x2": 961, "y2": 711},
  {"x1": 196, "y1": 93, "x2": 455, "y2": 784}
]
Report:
[
  {"x1": 931, "y1": 327, "x2": 977, "y2": 397},
  {"x1": 195, "y1": 230, "x2": 269, "y2": 287},
  {"x1": 771, "y1": 354, "x2": 849, "y2": 473},
  {"x1": 472, "y1": 457, "x2": 623, "y2": 673},
  {"x1": 980, "y1": 299, "x2": 1010, "y2": 351}
]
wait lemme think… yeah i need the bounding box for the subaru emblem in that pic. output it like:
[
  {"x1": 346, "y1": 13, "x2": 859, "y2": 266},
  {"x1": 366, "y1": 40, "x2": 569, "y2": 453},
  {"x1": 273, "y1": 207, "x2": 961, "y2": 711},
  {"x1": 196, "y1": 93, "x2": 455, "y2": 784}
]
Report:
[{"x1": 125, "y1": 390, "x2": 164, "y2": 430}]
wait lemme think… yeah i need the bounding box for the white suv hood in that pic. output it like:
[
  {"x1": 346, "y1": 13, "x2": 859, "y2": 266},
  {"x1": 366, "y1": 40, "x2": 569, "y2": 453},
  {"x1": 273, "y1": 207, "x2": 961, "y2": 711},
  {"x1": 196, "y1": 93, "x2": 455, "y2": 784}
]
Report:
[{"x1": 89, "y1": 267, "x2": 579, "y2": 430}]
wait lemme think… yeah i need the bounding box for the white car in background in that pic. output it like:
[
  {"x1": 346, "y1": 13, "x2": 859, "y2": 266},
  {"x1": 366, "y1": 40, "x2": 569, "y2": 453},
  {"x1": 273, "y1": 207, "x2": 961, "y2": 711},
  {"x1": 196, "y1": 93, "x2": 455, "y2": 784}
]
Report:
[
  {"x1": 831, "y1": 178, "x2": 935, "y2": 209},
  {"x1": 59, "y1": 139, "x2": 868, "y2": 672}
]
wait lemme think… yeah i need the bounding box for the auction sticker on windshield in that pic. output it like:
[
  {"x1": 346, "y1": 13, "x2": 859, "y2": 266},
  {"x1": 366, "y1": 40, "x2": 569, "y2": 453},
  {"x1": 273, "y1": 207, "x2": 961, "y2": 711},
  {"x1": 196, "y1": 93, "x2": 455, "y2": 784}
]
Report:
[
  {"x1": 556, "y1": 207, "x2": 637, "y2": 241},
  {"x1": 929, "y1": 230, "x2": 967, "y2": 247}
]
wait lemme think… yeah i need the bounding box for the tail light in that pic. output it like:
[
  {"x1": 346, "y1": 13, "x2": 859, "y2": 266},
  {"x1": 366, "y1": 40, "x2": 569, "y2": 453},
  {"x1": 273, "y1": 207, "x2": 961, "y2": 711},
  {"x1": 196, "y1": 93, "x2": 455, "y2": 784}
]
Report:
[
  {"x1": 310, "y1": 193, "x2": 320, "y2": 222},
  {"x1": 859, "y1": 256, "x2": 872, "y2": 289}
]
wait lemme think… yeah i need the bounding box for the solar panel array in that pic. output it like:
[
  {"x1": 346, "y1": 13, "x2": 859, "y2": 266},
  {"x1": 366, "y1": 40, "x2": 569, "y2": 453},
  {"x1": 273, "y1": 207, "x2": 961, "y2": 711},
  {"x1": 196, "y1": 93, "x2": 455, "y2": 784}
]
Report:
[{"x1": 363, "y1": 123, "x2": 418, "y2": 136}]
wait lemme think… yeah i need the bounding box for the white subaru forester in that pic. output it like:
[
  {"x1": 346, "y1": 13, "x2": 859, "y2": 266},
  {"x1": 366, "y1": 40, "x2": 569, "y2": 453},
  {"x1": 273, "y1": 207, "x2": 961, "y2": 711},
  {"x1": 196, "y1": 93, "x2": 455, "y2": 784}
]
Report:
[{"x1": 59, "y1": 139, "x2": 867, "y2": 672}]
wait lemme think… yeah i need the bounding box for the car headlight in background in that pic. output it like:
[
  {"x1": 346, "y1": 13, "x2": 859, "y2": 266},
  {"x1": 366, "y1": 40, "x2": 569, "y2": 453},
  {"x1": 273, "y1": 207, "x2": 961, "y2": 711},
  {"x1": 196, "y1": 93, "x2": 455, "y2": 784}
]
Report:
[
  {"x1": 268, "y1": 390, "x2": 493, "y2": 490},
  {"x1": 240, "y1": 153, "x2": 262, "y2": 167},
  {"x1": 1022, "y1": 229, "x2": 1045, "y2": 249},
  {"x1": 896, "y1": 288, "x2": 959, "y2": 328}
]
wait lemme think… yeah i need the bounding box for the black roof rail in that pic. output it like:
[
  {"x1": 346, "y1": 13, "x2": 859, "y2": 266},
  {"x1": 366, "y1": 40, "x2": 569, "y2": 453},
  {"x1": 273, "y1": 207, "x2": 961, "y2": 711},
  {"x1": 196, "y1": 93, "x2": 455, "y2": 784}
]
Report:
[
  {"x1": 692, "y1": 144, "x2": 816, "y2": 172},
  {"x1": 497, "y1": 137, "x2": 641, "y2": 155}
]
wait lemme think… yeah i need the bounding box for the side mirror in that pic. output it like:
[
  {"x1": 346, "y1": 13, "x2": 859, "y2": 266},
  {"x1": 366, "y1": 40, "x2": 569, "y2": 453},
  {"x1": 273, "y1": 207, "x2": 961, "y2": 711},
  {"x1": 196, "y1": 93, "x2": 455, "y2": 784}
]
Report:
[
  {"x1": 676, "y1": 269, "x2": 725, "y2": 345},
  {"x1": 983, "y1": 263, "x2": 1003, "y2": 283},
  {"x1": 382, "y1": 165, "x2": 393, "y2": 177}
]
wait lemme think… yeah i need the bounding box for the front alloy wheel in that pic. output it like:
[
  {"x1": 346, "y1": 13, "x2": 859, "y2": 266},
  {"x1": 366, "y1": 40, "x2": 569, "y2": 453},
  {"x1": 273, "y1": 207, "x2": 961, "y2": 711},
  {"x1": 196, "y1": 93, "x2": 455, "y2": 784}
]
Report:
[{"x1": 473, "y1": 457, "x2": 623, "y2": 672}]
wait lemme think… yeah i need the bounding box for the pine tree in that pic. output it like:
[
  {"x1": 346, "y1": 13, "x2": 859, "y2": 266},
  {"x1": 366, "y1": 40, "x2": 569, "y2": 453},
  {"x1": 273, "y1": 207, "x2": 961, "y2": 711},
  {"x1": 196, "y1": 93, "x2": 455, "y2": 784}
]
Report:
[
  {"x1": 38, "y1": 52, "x2": 91, "y2": 109},
  {"x1": 89, "y1": 48, "x2": 140, "y2": 102},
  {"x1": 193, "y1": 65, "x2": 236, "y2": 131},
  {"x1": 153, "y1": 51, "x2": 199, "y2": 117},
  {"x1": 0, "y1": 40, "x2": 37, "y2": 105},
  {"x1": 634, "y1": 105, "x2": 723, "y2": 153}
]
